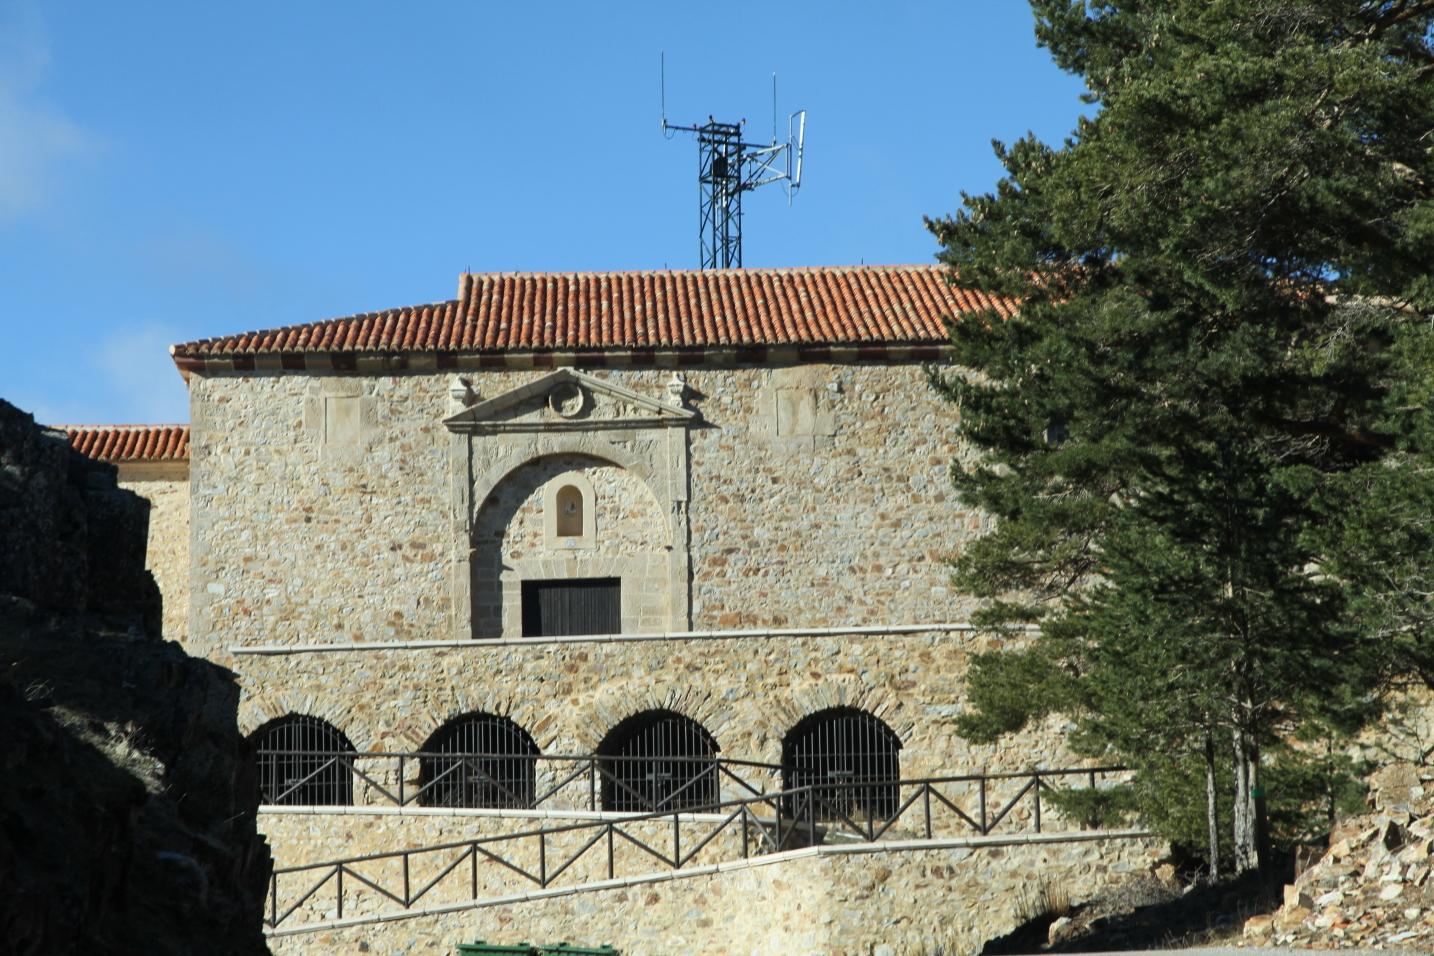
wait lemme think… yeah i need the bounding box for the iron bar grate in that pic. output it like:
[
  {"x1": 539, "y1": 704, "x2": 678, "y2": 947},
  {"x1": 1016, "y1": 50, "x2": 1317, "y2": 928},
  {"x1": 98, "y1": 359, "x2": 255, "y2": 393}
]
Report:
[
  {"x1": 782, "y1": 707, "x2": 900, "y2": 820},
  {"x1": 418, "y1": 713, "x2": 539, "y2": 809},
  {"x1": 251, "y1": 715, "x2": 355, "y2": 806},
  {"x1": 598, "y1": 709, "x2": 718, "y2": 812}
]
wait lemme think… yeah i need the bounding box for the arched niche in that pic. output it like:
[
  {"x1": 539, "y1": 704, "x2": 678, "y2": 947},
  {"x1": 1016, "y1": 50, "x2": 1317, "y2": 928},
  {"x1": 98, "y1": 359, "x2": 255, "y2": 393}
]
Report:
[{"x1": 470, "y1": 453, "x2": 673, "y2": 639}]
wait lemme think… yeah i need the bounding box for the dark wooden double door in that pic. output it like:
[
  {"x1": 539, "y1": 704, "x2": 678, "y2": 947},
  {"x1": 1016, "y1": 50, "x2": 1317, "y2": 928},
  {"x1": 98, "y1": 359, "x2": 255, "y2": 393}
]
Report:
[{"x1": 520, "y1": 577, "x2": 620, "y2": 637}]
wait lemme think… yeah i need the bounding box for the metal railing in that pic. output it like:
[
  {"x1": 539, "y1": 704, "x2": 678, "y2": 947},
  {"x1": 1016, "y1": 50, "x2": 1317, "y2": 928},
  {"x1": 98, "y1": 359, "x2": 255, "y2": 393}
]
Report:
[
  {"x1": 264, "y1": 766, "x2": 1130, "y2": 930},
  {"x1": 254, "y1": 749, "x2": 783, "y2": 812}
]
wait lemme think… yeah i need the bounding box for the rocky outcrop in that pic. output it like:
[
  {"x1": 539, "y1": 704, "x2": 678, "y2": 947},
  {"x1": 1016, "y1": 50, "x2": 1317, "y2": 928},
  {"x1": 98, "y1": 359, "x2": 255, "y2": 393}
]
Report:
[
  {"x1": 0, "y1": 400, "x2": 159, "y2": 629},
  {"x1": 1244, "y1": 810, "x2": 1434, "y2": 949},
  {"x1": 0, "y1": 399, "x2": 269, "y2": 955}
]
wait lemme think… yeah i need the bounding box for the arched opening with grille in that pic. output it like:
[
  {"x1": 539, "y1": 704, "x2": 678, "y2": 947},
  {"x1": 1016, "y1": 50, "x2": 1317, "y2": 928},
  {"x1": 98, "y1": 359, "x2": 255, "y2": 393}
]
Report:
[
  {"x1": 782, "y1": 707, "x2": 901, "y2": 821},
  {"x1": 250, "y1": 714, "x2": 355, "y2": 806},
  {"x1": 417, "y1": 712, "x2": 540, "y2": 809},
  {"x1": 597, "y1": 709, "x2": 718, "y2": 812}
]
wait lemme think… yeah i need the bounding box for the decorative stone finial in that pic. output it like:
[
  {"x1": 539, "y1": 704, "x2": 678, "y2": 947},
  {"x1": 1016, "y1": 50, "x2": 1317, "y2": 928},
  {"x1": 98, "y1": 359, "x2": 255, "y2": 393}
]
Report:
[
  {"x1": 666, "y1": 372, "x2": 688, "y2": 408},
  {"x1": 448, "y1": 376, "x2": 477, "y2": 409}
]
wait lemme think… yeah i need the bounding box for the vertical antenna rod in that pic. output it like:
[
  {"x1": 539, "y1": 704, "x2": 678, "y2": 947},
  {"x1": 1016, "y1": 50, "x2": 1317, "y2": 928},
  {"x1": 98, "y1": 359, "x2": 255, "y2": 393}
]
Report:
[{"x1": 661, "y1": 55, "x2": 807, "y2": 270}]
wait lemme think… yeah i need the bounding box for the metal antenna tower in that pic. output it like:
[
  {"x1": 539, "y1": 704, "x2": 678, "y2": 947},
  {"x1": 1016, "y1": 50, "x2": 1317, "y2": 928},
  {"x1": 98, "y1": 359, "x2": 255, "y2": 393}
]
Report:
[{"x1": 662, "y1": 56, "x2": 806, "y2": 270}]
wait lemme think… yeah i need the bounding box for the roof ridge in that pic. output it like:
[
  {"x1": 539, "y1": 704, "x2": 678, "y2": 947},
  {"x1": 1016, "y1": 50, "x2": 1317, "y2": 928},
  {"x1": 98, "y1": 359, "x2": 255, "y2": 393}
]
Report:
[
  {"x1": 458, "y1": 263, "x2": 942, "y2": 281},
  {"x1": 57, "y1": 423, "x2": 190, "y2": 430},
  {"x1": 170, "y1": 264, "x2": 1003, "y2": 364}
]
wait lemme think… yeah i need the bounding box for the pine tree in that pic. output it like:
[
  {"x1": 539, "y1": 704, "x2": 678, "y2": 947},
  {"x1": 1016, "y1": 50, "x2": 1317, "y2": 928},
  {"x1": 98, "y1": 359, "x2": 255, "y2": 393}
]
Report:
[{"x1": 928, "y1": 1, "x2": 1434, "y2": 874}]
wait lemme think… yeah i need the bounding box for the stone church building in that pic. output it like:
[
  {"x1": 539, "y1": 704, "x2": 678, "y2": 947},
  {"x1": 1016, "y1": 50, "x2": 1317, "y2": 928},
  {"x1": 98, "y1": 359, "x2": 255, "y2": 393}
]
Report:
[{"x1": 67, "y1": 265, "x2": 1157, "y2": 955}]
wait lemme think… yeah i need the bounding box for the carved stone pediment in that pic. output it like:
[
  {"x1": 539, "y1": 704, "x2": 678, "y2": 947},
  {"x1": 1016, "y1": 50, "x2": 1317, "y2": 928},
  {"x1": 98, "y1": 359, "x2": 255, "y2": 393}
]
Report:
[{"x1": 443, "y1": 369, "x2": 696, "y2": 434}]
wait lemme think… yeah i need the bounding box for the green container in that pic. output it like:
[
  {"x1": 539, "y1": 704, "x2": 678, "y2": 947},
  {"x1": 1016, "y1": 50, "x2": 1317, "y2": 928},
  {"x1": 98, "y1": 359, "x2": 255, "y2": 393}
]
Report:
[
  {"x1": 457, "y1": 943, "x2": 537, "y2": 956},
  {"x1": 537, "y1": 945, "x2": 618, "y2": 956}
]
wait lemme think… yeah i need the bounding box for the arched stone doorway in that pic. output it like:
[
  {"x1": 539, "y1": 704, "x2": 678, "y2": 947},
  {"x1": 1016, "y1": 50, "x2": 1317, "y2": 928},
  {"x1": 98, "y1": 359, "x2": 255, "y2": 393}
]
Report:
[{"x1": 471, "y1": 453, "x2": 672, "y2": 638}]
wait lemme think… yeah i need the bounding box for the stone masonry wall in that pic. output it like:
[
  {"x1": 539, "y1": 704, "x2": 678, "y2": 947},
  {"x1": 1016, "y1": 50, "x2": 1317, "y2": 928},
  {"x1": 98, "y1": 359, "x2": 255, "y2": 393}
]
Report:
[
  {"x1": 266, "y1": 834, "x2": 1164, "y2": 956},
  {"x1": 188, "y1": 362, "x2": 985, "y2": 659},
  {"x1": 232, "y1": 630, "x2": 1073, "y2": 779},
  {"x1": 119, "y1": 464, "x2": 190, "y2": 644}
]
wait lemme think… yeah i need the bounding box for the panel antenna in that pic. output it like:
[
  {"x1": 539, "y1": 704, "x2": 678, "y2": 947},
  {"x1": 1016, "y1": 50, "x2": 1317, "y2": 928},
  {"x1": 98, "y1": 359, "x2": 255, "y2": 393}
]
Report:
[{"x1": 661, "y1": 54, "x2": 806, "y2": 270}]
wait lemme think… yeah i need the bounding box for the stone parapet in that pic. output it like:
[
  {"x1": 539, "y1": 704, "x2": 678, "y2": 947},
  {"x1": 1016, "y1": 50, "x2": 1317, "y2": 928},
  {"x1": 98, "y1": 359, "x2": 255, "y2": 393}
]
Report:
[{"x1": 266, "y1": 832, "x2": 1164, "y2": 956}]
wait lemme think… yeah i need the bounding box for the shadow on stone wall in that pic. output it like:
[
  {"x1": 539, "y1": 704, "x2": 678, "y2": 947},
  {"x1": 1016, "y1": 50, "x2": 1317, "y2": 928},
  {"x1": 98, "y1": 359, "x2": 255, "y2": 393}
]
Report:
[{"x1": 0, "y1": 399, "x2": 271, "y2": 955}]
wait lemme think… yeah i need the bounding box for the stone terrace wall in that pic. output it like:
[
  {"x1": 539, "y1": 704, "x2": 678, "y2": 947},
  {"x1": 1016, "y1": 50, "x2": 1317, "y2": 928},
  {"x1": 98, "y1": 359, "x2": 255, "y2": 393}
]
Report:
[
  {"x1": 267, "y1": 834, "x2": 1164, "y2": 956},
  {"x1": 188, "y1": 362, "x2": 985, "y2": 655},
  {"x1": 119, "y1": 463, "x2": 190, "y2": 644},
  {"x1": 232, "y1": 630, "x2": 1073, "y2": 777}
]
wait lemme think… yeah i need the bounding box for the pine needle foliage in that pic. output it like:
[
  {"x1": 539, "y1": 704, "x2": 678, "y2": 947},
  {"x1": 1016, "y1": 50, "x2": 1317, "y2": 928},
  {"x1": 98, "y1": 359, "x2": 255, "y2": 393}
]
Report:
[{"x1": 927, "y1": 1, "x2": 1434, "y2": 873}]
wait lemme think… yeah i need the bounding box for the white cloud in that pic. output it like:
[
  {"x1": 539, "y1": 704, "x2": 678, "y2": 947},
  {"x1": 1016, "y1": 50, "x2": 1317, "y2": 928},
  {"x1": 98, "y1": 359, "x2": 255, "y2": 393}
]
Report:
[
  {"x1": 0, "y1": 1, "x2": 91, "y2": 222},
  {"x1": 89, "y1": 323, "x2": 190, "y2": 424}
]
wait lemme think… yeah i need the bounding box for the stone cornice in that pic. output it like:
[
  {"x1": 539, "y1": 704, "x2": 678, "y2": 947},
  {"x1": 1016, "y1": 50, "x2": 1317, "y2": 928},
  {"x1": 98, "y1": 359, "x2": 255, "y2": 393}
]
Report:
[{"x1": 172, "y1": 344, "x2": 954, "y2": 379}]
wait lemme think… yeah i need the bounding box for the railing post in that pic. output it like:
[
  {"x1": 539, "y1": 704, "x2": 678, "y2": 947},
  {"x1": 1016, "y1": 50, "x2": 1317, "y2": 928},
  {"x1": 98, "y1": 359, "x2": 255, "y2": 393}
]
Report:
[
  {"x1": 402, "y1": 852, "x2": 411, "y2": 906},
  {"x1": 979, "y1": 776, "x2": 988, "y2": 834},
  {"x1": 607, "y1": 824, "x2": 615, "y2": 880},
  {"x1": 673, "y1": 811, "x2": 681, "y2": 866},
  {"x1": 923, "y1": 783, "x2": 932, "y2": 839},
  {"x1": 270, "y1": 872, "x2": 277, "y2": 927},
  {"x1": 589, "y1": 759, "x2": 596, "y2": 812},
  {"x1": 399, "y1": 754, "x2": 405, "y2": 806},
  {"x1": 471, "y1": 844, "x2": 478, "y2": 900},
  {"x1": 742, "y1": 806, "x2": 750, "y2": 857},
  {"x1": 337, "y1": 866, "x2": 344, "y2": 919},
  {"x1": 539, "y1": 829, "x2": 548, "y2": 887},
  {"x1": 1034, "y1": 772, "x2": 1042, "y2": 833}
]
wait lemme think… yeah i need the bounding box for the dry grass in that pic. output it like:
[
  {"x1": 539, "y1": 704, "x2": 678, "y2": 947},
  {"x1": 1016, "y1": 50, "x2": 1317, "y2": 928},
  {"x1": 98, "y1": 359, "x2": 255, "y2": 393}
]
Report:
[{"x1": 1016, "y1": 877, "x2": 1074, "y2": 923}]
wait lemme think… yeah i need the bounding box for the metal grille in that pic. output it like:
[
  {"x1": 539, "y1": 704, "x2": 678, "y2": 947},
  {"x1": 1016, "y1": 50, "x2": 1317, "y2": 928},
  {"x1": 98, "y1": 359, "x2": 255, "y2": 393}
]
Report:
[
  {"x1": 252, "y1": 714, "x2": 354, "y2": 806},
  {"x1": 418, "y1": 713, "x2": 539, "y2": 809},
  {"x1": 782, "y1": 708, "x2": 901, "y2": 820},
  {"x1": 598, "y1": 710, "x2": 718, "y2": 812}
]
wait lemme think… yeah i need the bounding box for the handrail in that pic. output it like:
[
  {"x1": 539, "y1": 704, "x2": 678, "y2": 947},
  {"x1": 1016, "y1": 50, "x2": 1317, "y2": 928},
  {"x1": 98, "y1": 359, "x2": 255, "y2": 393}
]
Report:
[
  {"x1": 263, "y1": 766, "x2": 1130, "y2": 930},
  {"x1": 254, "y1": 750, "x2": 783, "y2": 810}
]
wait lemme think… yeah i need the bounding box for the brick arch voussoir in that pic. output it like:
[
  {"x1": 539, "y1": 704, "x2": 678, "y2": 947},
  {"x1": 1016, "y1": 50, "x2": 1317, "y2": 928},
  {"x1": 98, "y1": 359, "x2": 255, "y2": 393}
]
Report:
[
  {"x1": 770, "y1": 682, "x2": 913, "y2": 745},
  {"x1": 572, "y1": 685, "x2": 731, "y2": 755},
  {"x1": 392, "y1": 692, "x2": 550, "y2": 752},
  {"x1": 238, "y1": 688, "x2": 367, "y2": 749}
]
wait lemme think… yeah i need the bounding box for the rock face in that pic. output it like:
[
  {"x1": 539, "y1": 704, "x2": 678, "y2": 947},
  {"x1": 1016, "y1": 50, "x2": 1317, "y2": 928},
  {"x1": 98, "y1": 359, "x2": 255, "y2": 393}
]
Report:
[
  {"x1": 1245, "y1": 810, "x2": 1434, "y2": 949},
  {"x1": 0, "y1": 399, "x2": 270, "y2": 956},
  {"x1": 0, "y1": 400, "x2": 159, "y2": 628}
]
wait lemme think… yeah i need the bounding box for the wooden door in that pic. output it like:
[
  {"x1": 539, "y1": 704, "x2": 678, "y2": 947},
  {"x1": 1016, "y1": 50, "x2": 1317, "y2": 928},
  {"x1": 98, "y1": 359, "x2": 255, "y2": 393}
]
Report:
[{"x1": 520, "y1": 577, "x2": 620, "y2": 637}]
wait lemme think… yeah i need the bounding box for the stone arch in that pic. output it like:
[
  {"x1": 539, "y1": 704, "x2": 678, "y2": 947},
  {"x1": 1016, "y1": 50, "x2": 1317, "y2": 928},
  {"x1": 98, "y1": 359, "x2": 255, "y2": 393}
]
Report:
[
  {"x1": 769, "y1": 682, "x2": 914, "y2": 744},
  {"x1": 239, "y1": 689, "x2": 370, "y2": 750},
  {"x1": 470, "y1": 451, "x2": 674, "y2": 638},
  {"x1": 247, "y1": 712, "x2": 356, "y2": 807},
  {"x1": 780, "y1": 706, "x2": 903, "y2": 819},
  {"x1": 594, "y1": 708, "x2": 720, "y2": 812},
  {"x1": 391, "y1": 690, "x2": 562, "y2": 754},
  {"x1": 415, "y1": 711, "x2": 541, "y2": 809},
  {"x1": 470, "y1": 437, "x2": 667, "y2": 532},
  {"x1": 573, "y1": 684, "x2": 733, "y2": 754}
]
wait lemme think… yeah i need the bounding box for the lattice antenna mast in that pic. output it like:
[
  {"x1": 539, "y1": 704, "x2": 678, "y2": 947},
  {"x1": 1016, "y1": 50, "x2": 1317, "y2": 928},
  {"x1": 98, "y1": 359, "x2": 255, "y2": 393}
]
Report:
[{"x1": 662, "y1": 55, "x2": 806, "y2": 270}]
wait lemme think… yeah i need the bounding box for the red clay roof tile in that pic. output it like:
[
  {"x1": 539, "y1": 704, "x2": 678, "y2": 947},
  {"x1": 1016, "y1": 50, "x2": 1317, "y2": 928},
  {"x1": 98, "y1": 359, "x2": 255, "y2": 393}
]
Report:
[
  {"x1": 62, "y1": 425, "x2": 189, "y2": 463},
  {"x1": 170, "y1": 265, "x2": 1013, "y2": 363}
]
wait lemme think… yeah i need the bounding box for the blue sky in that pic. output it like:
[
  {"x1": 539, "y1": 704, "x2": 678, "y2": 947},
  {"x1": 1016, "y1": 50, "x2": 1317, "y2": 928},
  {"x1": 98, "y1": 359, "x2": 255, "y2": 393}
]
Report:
[{"x1": 0, "y1": 1, "x2": 1087, "y2": 425}]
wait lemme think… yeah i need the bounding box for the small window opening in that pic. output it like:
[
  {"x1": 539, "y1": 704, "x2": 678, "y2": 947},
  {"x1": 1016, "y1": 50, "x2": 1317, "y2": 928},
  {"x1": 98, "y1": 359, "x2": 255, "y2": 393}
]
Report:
[
  {"x1": 250, "y1": 714, "x2": 355, "y2": 806},
  {"x1": 555, "y1": 483, "x2": 584, "y2": 537},
  {"x1": 418, "y1": 713, "x2": 539, "y2": 809},
  {"x1": 597, "y1": 709, "x2": 718, "y2": 812},
  {"x1": 782, "y1": 707, "x2": 900, "y2": 821}
]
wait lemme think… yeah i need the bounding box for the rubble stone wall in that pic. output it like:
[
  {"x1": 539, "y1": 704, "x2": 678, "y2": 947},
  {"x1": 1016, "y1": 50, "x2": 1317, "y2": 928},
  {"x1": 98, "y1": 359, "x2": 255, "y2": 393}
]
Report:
[
  {"x1": 118, "y1": 462, "x2": 190, "y2": 644},
  {"x1": 266, "y1": 834, "x2": 1164, "y2": 956},
  {"x1": 231, "y1": 630, "x2": 1076, "y2": 780},
  {"x1": 187, "y1": 362, "x2": 986, "y2": 659}
]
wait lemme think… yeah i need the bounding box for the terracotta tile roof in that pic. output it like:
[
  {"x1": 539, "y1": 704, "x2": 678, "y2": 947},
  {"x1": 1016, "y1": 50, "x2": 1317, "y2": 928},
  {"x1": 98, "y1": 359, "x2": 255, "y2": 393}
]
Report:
[
  {"x1": 170, "y1": 265, "x2": 1011, "y2": 362},
  {"x1": 62, "y1": 425, "x2": 189, "y2": 463}
]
